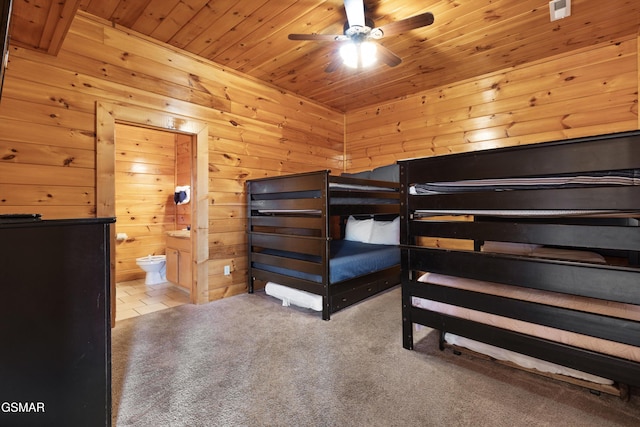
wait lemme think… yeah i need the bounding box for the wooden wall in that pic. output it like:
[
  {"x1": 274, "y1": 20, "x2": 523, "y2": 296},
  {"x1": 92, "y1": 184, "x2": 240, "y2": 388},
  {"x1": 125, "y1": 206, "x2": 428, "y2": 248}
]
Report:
[
  {"x1": 345, "y1": 35, "x2": 639, "y2": 170},
  {"x1": 1, "y1": 10, "x2": 637, "y2": 304},
  {"x1": 344, "y1": 35, "x2": 639, "y2": 252},
  {"x1": 0, "y1": 11, "x2": 343, "y2": 303}
]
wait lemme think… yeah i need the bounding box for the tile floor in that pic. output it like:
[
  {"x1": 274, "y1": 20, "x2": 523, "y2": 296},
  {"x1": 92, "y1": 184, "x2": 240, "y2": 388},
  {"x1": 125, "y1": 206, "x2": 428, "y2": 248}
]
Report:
[{"x1": 115, "y1": 279, "x2": 190, "y2": 322}]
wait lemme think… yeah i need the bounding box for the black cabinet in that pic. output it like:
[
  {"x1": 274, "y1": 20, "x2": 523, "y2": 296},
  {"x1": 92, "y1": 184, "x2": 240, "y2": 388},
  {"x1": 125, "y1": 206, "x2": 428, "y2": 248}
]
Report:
[{"x1": 0, "y1": 217, "x2": 114, "y2": 426}]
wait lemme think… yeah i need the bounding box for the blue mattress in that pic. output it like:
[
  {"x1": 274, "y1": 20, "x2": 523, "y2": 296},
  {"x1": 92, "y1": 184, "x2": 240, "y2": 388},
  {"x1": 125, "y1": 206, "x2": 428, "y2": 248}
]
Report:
[{"x1": 253, "y1": 239, "x2": 399, "y2": 284}]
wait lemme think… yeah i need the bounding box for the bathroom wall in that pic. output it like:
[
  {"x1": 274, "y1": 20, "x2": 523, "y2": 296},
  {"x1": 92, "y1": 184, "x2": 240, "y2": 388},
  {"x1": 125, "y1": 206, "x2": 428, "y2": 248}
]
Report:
[{"x1": 114, "y1": 123, "x2": 177, "y2": 283}]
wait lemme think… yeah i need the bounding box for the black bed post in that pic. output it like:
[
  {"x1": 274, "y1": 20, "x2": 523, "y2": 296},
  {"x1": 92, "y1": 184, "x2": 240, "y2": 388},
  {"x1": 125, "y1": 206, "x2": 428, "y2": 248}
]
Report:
[
  {"x1": 246, "y1": 180, "x2": 254, "y2": 294},
  {"x1": 629, "y1": 219, "x2": 639, "y2": 266},
  {"x1": 322, "y1": 171, "x2": 331, "y2": 320},
  {"x1": 399, "y1": 161, "x2": 414, "y2": 349}
]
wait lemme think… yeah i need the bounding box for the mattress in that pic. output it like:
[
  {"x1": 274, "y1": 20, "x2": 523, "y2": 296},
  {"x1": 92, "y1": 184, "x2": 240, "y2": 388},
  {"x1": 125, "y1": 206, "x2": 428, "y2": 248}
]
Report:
[
  {"x1": 409, "y1": 169, "x2": 640, "y2": 195},
  {"x1": 408, "y1": 170, "x2": 640, "y2": 217},
  {"x1": 413, "y1": 270, "x2": 640, "y2": 382},
  {"x1": 253, "y1": 239, "x2": 400, "y2": 284},
  {"x1": 412, "y1": 273, "x2": 640, "y2": 361},
  {"x1": 330, "y1": 182, "x2": 396, "y2": 192},
  {"x1": 411, "y1": 242, "x2": 640, "y2": 384},
  {"x1": 413, "y1": 209, "x2": 624, "y2": 218},
  {"x1": 252, "y1": 182, "x2": 395, "y2": 201},
  {"x1": 442, "y1": 332, "x2": 614, "y2": 385},
  {"x1": 253, "y1": 181, "x2": 398, "y2": 214},
  {"x1": 265, "y1": 282, "x2": 323, "y2": 312}
]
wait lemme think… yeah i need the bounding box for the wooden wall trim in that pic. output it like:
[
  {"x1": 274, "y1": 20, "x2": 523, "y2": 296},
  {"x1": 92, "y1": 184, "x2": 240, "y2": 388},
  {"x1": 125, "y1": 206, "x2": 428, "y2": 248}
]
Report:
[
  {"x1": 96, "y1": 102, "x2": 116, "y2": 324},
  {"x1": 45, "y1": 0, "x2": 82, "y2": 56},
  {"x1": 96, "y1": 102, "x2": 115, "y2": 218},
  {"x1": 96, "y1": 102, "x2": 210, "y2": 324},
  {"x1": 193, "y1": 126, "x2": 209, "y2": 304}
]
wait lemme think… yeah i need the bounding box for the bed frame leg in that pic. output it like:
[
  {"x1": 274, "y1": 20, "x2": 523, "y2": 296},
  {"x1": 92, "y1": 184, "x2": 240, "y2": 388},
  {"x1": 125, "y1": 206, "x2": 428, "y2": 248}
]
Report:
[
  {"x1": 402, "y1": 318, "x2": 413, "y2": 349},
  {"x1": 619, "y1": 383, "x2": 630, "y2": 401},
  {"x1": 322, "y1": 297, "x2": 330, "y2": 320},
  {"x1": 438, "y1": 330, "x2": 446, "y2": 351},
  {"x1": 402, "y1": 279, "x2": 414, "y2": 349},
  {"x1": 402, "y1": 305, "x2": 414, "y2": 349}
]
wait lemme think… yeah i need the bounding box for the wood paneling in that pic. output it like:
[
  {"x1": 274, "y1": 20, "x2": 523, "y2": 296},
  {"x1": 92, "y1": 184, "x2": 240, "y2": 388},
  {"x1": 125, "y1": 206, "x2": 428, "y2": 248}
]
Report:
[
  {"x1": 0, "y1": 12, "x2": 343, "y2": 304},
  {"x1": 9, "y1": 0, "x2": 81, "y2": 55},
  {"x1": 345, "y1": 36, "x2": 639, "y2": 170},
  {"x1": 1, "y1": 6, "x2": 638, "y2": 308},
  {"x1": 0, "y1": 116, "x2": 95, "y2": 215},
  {"x1": 9, "y1": 1, "x2": 639, "y2": 112}
]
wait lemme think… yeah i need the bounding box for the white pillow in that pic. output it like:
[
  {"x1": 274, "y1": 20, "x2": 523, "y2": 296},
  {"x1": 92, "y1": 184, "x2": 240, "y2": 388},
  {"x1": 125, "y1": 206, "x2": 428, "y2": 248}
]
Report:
[
  {"x1": 368, "y1": 217, "x2": 400, "y2": 245},
  {"x1": 345, "y1": 216, "x2": 374, "y2": 243}
]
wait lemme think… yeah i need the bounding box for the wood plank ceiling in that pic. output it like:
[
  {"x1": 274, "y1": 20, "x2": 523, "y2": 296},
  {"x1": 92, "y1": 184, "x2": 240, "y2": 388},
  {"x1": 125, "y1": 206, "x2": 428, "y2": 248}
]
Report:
[{"x1": 8, "y1": 0, "x2": 640, "y2": 112}]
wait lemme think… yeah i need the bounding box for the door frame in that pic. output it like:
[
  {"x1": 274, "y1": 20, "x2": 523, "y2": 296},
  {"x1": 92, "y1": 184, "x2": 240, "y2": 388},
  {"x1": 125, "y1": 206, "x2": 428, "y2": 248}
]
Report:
[{"x1": 95, "y1": 102, "x2": 209, "y2": 324}]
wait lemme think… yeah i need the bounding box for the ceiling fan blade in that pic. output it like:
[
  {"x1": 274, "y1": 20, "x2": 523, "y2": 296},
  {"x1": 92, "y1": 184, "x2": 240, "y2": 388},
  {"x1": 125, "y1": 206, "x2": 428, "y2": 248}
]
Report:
[
  {"x1": 344, "y1": 0, "x2": 365, "y2": 28},
  {"x1": 288, "y1": 33, "x2": 347, "y2": 41},
  {"x1": 376, "y1": 43, "x2": 402, "y2": 67},
  {"x1": 376, "y1": 12, "x2": 434, "y2": 37}
]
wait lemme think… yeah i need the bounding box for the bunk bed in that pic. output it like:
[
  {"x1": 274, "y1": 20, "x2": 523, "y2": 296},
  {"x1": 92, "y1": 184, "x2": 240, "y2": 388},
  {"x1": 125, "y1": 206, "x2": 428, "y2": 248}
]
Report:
[
  {"x1": 399, "y1": 130, "x2": 640, "y2": 394},
  {"x1": 247, "y1": 168, "x2": 401, "y2": 320}
]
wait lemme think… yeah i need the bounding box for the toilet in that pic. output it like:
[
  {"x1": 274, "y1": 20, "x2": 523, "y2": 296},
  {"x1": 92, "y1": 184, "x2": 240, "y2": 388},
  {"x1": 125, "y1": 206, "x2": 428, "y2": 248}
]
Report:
[{"x1": 135, "y1": 255, "x2": 167, "y2": 285}]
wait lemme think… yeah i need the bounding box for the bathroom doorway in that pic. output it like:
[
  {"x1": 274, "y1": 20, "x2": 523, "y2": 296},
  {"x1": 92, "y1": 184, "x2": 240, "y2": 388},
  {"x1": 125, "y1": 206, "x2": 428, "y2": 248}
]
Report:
[
  {"x1": 113, "y1": 124, "x2": 191, "y2": 321},
  {"x1": 95, "y1": 102, "x2": 209, "y2": 325}
]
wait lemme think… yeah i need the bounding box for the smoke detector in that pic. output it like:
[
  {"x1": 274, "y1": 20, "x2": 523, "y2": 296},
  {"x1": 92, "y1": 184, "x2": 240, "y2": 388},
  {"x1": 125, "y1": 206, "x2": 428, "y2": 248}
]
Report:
[{"x1": 549, "y1": 0, "x2": 571, "y2": 21}]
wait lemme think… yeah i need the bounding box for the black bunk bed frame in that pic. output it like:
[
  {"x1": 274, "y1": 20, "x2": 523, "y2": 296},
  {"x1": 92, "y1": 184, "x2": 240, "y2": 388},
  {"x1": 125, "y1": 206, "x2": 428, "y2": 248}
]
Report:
[
  {"x1": 247, "y1": 170, "x2": 400, "y2": 320},
  {"x1": 399, "y1": 130, "x2": 640, "y2": 389}
]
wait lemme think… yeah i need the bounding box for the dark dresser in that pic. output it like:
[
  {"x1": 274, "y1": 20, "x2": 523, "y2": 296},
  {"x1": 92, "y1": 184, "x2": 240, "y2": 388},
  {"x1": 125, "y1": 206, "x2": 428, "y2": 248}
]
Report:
[{"x1": 0, "y1": 216, "x2": 115, "y2": 426}]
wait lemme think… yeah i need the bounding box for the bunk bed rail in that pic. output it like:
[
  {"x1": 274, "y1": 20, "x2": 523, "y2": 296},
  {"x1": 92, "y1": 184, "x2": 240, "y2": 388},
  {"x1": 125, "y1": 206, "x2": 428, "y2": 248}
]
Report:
[
  {"x1": 399, "y1": 130, "x2": 640, "y2": 390},
  {"x1": 248, "y1": 169, "x2": 401, "y2": 320}
]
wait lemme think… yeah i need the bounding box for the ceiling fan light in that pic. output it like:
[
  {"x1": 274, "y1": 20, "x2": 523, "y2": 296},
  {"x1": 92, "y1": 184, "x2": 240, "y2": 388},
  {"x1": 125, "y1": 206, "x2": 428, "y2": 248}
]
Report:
[
  {"x1": 339, "y1": 43, "x2": 357, "y2": 67},
  {"x1": 340, "y1": 41, "x2": 377, "y2": 69},
  {"x1": 360, "y1": 41, "x2": 377, "y2": 67}
]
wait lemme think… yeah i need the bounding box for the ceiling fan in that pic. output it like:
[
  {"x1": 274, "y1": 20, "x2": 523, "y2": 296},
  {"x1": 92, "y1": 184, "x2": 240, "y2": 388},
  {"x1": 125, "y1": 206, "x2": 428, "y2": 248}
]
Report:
[{"x1": 288, "y1": 0, "x2": 434, "y2": 72}]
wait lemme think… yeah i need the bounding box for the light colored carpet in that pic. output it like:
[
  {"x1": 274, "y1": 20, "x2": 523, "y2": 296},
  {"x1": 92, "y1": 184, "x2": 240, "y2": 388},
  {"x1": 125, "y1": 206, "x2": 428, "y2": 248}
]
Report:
[{"x1": 111, "y1": 287, "x2": 640, "y2": 426}]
